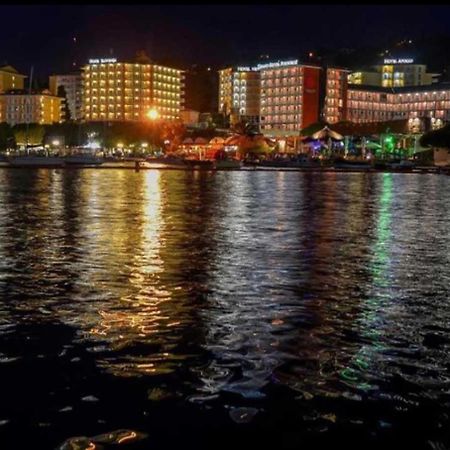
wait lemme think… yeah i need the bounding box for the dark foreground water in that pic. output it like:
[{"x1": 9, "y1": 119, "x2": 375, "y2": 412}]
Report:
[{"x1": 1, "y1": 169, "x2": 450, "y2": 450}]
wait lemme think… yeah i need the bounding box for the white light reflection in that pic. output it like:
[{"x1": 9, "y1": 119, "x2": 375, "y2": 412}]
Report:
[{"x1": 196, "y1": 172, "x2": 296, "y2": 399}]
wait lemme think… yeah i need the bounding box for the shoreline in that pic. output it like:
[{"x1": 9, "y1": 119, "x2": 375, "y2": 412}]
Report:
[{"x1": 0, "y1": 164, "x2": 448, "y2": 174}]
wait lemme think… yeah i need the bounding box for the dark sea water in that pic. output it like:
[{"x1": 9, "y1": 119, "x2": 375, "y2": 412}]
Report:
[{"x1": 1, "y1": 168, "x2": 450, "y2": 449}]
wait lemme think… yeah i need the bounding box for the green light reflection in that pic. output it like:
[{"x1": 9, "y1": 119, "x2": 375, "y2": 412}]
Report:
[{"x1": 339, "y1": 173, "x2": 393, "y2": 390}]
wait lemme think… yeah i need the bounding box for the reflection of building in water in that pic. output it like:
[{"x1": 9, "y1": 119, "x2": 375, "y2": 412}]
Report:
[
  {"x1": 197, "y1": 171, "x2": 317, "y2": 398},
  {"x1": 269, "y1": 173, "x2": 380, "y2": 397},
  {"x1": 56, "y1": 170, "x2": 219, "y2": 377},
  {"x1": 69, "y1": 170, "x2": 170, "y2": 375}
]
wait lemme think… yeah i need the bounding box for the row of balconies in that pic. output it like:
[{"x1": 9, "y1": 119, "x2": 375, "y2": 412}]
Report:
[{"x1": 261, "y1": 71, "x2": 301, "y2": 79}]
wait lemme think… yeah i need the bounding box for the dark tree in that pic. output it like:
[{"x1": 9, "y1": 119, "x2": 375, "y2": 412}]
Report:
[
  {"x1": 420, "y1": 124, "x2": 450, "y2": 149},
  {"x1": 57, "y1": 85, "x2": 72, "y2": 122},
  {"x1": 0, "y1": 122, "x2": 14, "y2": 150}
]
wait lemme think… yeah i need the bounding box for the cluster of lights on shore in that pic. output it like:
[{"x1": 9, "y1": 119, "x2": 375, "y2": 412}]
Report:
[{"x1": 84, "y1": 108, "x2": 159, "y2": 150}]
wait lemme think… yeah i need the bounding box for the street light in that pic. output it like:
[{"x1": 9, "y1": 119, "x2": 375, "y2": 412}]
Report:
[{"x1": 147, "y1": 108, "x2": 159, "y2": 120}]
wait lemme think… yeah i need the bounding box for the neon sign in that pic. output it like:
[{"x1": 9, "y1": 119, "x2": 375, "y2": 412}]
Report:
[{"x1": 89, "y1": 58, "x2": 117, "y2": 64}]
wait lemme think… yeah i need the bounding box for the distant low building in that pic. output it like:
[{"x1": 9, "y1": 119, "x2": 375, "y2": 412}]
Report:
[
  {"x1": 349, "y1": 59, "x2": 440, "y2": 88},
  {"x1": 347, "y1": 83, "x2": 450, "y2": 132},
  {"x1": 0, "y1": 89, "x2": 64, "y2": 125},
  {"x1": 0, "y1": 65, "x2": 26, "y2": 93}
]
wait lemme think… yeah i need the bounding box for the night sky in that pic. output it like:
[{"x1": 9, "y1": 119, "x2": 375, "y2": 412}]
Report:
[{"x1": 2, "y1": 5, "x2": 450, "y2": 78}]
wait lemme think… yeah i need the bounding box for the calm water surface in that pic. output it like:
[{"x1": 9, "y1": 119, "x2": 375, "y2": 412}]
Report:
[{"x1": 0, "y1": 169, "x2": 450, "y2": 449}]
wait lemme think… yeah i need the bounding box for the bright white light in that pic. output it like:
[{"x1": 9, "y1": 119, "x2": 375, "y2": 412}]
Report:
[
  {"x1": 52, "y1": 140, "x2": 60, "y2": 146},
  {"x1": 147, "y1": 109, "x2": 159, "y2": 120},
  {"x1": 89, "y1": 140, "x2": 100, "y2": 150},
  {"x1": 141, "y1": 142, "x2": 148, "y2": 148}
]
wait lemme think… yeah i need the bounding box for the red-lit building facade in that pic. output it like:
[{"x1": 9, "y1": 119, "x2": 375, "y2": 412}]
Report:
[{"x1": 259, "y1": 62, "x2": 321, "y2": 133}]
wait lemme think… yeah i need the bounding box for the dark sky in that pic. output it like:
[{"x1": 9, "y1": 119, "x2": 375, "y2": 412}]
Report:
[{"x1": 2, "y1": 5, "x2": 450, "y2": 78}]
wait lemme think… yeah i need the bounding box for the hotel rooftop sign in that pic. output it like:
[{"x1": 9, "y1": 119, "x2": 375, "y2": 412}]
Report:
[
  {"x1": 253, "y1": 60, "x2": 299, "y2": 71},
  {"x1": 236, "y1": 60, "x2": 299, "y2": 72},
  {"x1": 383, "y1": 58, "x2": 414, "y2": 64},
  {"x1": 88, "y1": 58, "x2": 118, "y2": 64}
]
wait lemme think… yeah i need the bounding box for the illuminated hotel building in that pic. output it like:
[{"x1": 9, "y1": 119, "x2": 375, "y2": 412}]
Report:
[
  {"x1": 324, "y1": 67, "x2": 350, "y2": 124},
  {"x1": 347, "y1": 84, "x2": 450, "y2": 132},
  {"x1": 83, "y1": 57, "x2": 184, "y2": 122},
  {"x1": 218, "y1": 66, "x2": 260, "y2": 126},
  {"x1": 259, "y1": 60, "x2": 321, "y2": 134},
  {"x1": 0, "y1": 89, "x2": 64, "y2": 125},
  {"x1": 349, "y1": 59, "x2": 439, "y2": 88}
]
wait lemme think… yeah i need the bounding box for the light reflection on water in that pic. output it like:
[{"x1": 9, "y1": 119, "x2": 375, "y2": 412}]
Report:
[{"x1": 1, "y1": 169, "x2": 450, "y2": 446}]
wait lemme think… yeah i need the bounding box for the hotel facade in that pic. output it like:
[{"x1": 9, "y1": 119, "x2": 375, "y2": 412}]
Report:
[
  {"x1": 348, "y1": 59, "x2": 439, "y2": 88},
  {"x1": 259, "y1": 61, "x2": 321, "y2": 133},
  {"x1": 0, "y1": 89, "x2": 64, "y2": 125},
  {"x1": 323, "y1": 67, "x2": 350, "y2": 124},
  {"x1": 218, "y1": 56, "x2": 450, "y2": 135},
  {"x1": 218, "y1": 66, "x2": 260, "y2": 126},
  {"x1": 346, "y1": 84, "x2": 450, "y2": 132},
  {"x1": 82, "y1": 57, "x2": 184, "y2": 122},
  {"x1": 219, "y1": 59, "x2": 335, "y2": 135}
]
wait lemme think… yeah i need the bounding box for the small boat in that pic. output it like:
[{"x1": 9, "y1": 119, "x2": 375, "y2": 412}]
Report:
[
  {"x1": 64, "y1": 155, "x2": 104, "y2": 166},
  {"x1": 8, "y1": 156, "x2": 65, "y2": 167}
]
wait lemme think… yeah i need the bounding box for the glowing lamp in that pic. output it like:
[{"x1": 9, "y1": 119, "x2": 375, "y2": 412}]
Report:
[
  {"x1": 52, "y1": 140, "x2": 60, "y2": 146},
  {"x1": 147, "y1": 108, "x2": 159, "y2": 120}
]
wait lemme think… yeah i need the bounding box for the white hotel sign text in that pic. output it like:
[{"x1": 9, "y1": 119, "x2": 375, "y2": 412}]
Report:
[
  {"x1": 237, "y1": 60, "x2": 299, "y2": 72},
  {"x1": 89, "y1": 58, "x2": 118, "y2": 64},
  {"x1": 384, "y1": 58, "x2": 414, "y2": 64}
]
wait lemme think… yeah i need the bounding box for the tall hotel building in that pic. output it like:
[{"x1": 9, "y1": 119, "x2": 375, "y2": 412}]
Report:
[
  {"x1": 219, "y1": 60, "x2": 341, "y2": 134},
  {"x1": 82, "y1": 57, "x2": 184, "y2": 122},
  {"x1": 218, "y1": 66, "x2": 260, "y2": 126},
  {"x1": 259, "y1": 60, "x2": 321, "y2": 133}
]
